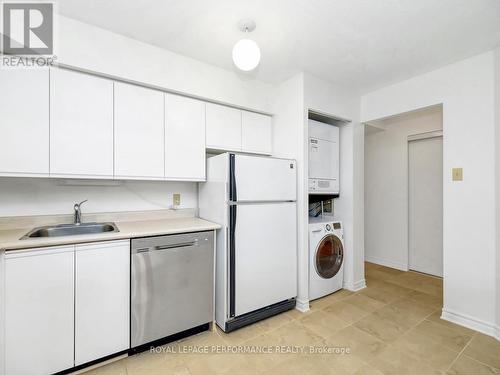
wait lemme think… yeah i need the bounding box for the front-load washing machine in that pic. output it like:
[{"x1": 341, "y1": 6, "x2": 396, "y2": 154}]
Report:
[{"x1": 309, "y1": 216, "x2": 344, "y2": 300}]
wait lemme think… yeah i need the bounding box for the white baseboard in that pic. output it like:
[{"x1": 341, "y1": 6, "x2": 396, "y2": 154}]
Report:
[
  {"x1": 365, "y1": 255, "x2": 408, "y2": 271},
  {"x1": 295, "y1": 298, "x2": 310, "y2": 313},
  {"x1": 441, "y1": 308, "x2": 499, "y2": 340},
  {"x1": 344, "y1": 279, "x2": 366, "y2": 292}
]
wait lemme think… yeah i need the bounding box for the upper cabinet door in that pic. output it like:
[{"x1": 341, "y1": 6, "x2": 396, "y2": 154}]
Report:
[
  {"x1": 75, "y1": 240, "x2": 130, "y2": 366},
  {"x1": 165, "y1": 94, "x2": 206, "y2": 180},
  {"x1": 114, "y1": 83, "x2": 164, "y2": 179},
  {"x1": 50, "y1": 68, "x2": 113, "y2": 178},
  {"x1": 0, "y1": 68, "x2": 49, "y2": 175},
  {"x1": 241, "y1": 111, "x2": 272, "y2": 155},
  {"x1": 206, "y1": 103, "x2": 241, "y2": 151},
  {"x1": 5, "y1": 246, "x2": 75, "y2": 375}
]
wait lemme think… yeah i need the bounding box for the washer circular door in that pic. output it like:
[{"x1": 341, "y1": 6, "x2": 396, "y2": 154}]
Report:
[{"x1": 315, "y1": 234, "x2": 344, "y2": 279}]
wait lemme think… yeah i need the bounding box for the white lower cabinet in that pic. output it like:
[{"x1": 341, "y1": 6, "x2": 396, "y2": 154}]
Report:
[
  {"x1": 5, "y1": 240, "x2": 131, "y2": 374},
  {"x1": 5, "y1": 246, "x2": 75, "y2": 375},
  {"x1": 75, "y1": 240, "x2": 130, "y2": 365}
]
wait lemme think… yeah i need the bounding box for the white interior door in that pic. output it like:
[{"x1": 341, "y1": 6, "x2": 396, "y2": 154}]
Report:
[
  {"x1": 408, "y1": 136, "x2": 443, "y2": 277},
  {"x1": 234, "y1": 202, "x2": 297, "y2": 316}
]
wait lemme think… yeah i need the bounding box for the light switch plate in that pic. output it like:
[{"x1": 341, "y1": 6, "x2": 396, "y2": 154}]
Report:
[
  {"x1": 173, "y1": 193, "x2": 181, "y2": 206},
  {"x1": 452, "y1": 168, "x2": 463, "y2": 181}
]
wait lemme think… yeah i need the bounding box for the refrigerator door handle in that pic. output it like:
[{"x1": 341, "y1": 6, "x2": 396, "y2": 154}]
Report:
[
  {"x1": 229, "y1": 204, "x2": 237, "y2": 317},
  {"x1": 229, "y1": 153, "x2": 237, "y2": 202}
]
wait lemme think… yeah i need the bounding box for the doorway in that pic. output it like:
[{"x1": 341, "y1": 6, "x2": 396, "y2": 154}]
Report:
[{"x1": 408, "y1": 134, "x2": 443, "y2": 277}]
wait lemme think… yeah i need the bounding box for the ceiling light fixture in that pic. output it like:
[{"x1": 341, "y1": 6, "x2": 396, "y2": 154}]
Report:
[{"x1": 232, "y1": 19, "x2": 260, "y2": 72}]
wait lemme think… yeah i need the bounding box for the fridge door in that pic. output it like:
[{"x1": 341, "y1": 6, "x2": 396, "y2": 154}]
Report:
[
  {"x1": 231, "y1": 154, "x2": 296, "y2": 202},
  {"x1": 231, "y1": 202, "x2": 297, "y2": 317}
]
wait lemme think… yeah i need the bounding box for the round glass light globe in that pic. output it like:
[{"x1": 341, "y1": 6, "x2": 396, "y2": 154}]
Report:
[{"x1": 232, "y1": 38, "x2": 261, "y2": 71}]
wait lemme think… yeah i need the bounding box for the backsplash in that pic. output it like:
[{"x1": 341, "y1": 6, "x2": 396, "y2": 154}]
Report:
[{"x1": 0, "y1": 177, "x2": 198, "y2": 217}]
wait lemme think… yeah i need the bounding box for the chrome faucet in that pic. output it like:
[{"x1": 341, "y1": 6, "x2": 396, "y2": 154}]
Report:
[{"x1": 74, "y1": 200, "x2": 88, "y2": 225}]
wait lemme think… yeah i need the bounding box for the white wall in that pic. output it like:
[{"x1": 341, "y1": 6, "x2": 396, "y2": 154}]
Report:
[
  {"x1": 495, "y1": 47, "x2": 500, "y2": 338},
  {"x1": 0, "y1": 178, "x2": 197, "y2": 217},
  {"x1": 56, "y1": 15, "x2": 273, "y2": 113},
  {"x1": 271, "y1": 72, "x2": 364, "y2": 311},
  {"x1": 303, "y1": 73, "x2": 365, "y2": 293},
  {"x1": 364, "y1": 108, "x2": 443, "y2": 270},
  {"x1": 271, "y1": 73, "x2": 364, "y2": 309},
  {"x1": 362, "y1": 52, "x2": 496, "y2": 336},
  {"x1": 270, "y1": 73, "x2": 307, "y2": 310}
]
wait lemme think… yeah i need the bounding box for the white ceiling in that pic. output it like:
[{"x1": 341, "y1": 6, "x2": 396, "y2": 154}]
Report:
[{"x1": 56, "y1": 0, "x2": 500, "y2": 92}]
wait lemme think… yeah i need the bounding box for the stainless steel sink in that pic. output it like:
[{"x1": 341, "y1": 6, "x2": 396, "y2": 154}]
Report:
[{"x1": 21, "y1": 222, "x2": 119, "y2": 240}]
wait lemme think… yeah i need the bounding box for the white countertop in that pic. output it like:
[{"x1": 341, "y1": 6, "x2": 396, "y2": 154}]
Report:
[{"x1": 0, "y1": 215, "x2": 220, "y2": 252}]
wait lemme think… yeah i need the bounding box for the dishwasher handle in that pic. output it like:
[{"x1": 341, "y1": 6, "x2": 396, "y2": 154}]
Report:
[
  {"x1": 154, "y1": 241, "x2": 198, "y2": 251},
  {"x1": 133, "y1": 241, "x2": 198, "y2": 253}
]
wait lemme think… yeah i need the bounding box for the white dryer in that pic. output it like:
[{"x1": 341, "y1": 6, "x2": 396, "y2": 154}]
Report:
[
  {"x1": 308, "y1": 120, "x2": 340, "y2": 195},
  {"x1": 309, "y1": 216, "x2": 344, "y2": 300}
]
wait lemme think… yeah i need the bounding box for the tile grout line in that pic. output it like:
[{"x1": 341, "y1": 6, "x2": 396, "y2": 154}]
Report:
[
  {"x1": 367, "y1": 268, "x2": 480, "y2": 374},
  {"x1": 461, "y1": 353, "x2": 500, "y2": 372},
  {"x1": 444, "y1": 334, "x2": 475, "y2": 373}
]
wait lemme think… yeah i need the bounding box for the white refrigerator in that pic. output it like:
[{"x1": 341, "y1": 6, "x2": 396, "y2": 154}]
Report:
[{"x1": 199, "y1": 153, "x2": 297, "y2": 332}]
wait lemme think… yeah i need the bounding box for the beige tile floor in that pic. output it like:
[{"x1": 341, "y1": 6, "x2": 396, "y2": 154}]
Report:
[{"x1": 84, "y1": 262, "x2": 500, "y2": 375}]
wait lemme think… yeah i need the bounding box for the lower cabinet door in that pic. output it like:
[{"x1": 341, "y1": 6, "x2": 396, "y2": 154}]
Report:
[
  {"x1": 75, "y1": 240, "x2": 130, "y2": 365},
  {"x1": 5, "y1": 246, "x2": 75, "y2": 375}
]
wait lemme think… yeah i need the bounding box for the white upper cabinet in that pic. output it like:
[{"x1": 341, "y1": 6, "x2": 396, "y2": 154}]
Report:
[
  {"x1": 165, "y1": 94, "x2": 206, "y2": 180},
  {"x1": 241, "y1": 111, "x2": 272, "y2": 155},
  {"x1": 0, "y1": 68, "x2": 49, "y2": 176},
  {"x1": 205, "y1": 103, "x2": 272, "y2": 155},
  {"x1": 206, "y1": 103, "x2": 242, "y2": 151},
  {"x1": 50, "y1": 68, "x2": 114, "y2": 178},
  {"x1": 0, "y1": 67, "x2": 273, "y2": 181},
  {"x1": 5, "y1": 246, "x2": 75, "y2": 375},
  {"x1": 114, "y1": 83, "x2": 164, "y2": 179},
  {"x1": 75, "y1": 240, "x2": 130, "y2": 366}
]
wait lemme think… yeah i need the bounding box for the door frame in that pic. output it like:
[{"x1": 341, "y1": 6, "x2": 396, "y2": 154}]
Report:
[{"x1": 407, "y1": 130, "x2": 443, "y2": 276}]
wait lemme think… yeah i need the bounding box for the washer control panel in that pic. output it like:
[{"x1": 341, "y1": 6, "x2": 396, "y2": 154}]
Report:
[{"x1": 325, "y1": 222, "x2": 342, "y2": 231}]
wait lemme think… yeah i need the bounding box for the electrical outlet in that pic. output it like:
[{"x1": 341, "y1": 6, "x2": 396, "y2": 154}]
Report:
[
  {"x1": 173, "y1": 193, "x2": 181, "y2": 206},
  {"x1": 452, "y1": 168, "x2": 463, "y2": 181}
]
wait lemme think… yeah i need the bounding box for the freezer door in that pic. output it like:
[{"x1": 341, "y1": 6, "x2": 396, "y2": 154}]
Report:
[
  {"x1": 232, "y1": 202, "x2": 297, "y2": 317},
  {"x1": 232, "y1": 154, "x2": 296, "y2": 202}
]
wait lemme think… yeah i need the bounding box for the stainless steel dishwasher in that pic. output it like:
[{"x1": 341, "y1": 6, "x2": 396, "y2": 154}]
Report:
[{"x1": 131, "y1": 231, "x2": 214, "y2": 348}]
